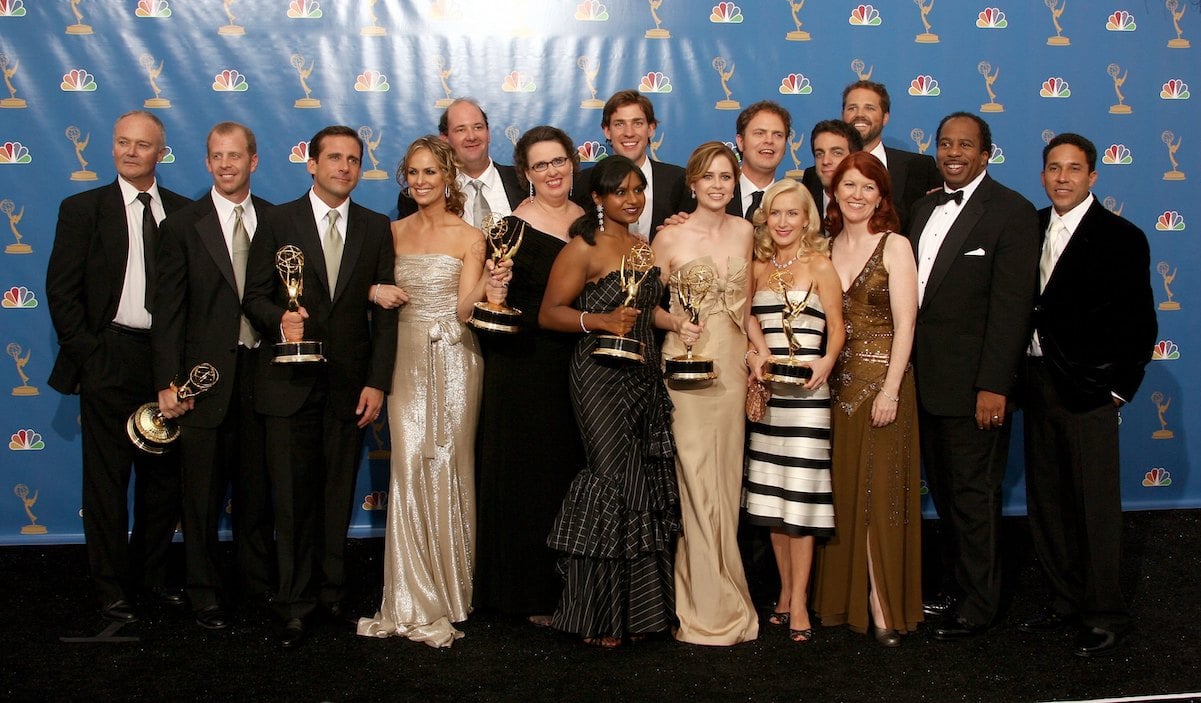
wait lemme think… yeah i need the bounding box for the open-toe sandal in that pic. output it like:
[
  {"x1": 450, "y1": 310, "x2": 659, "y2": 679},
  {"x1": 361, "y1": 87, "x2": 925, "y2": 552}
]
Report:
[
  {"x1": 789, "y1": 627, "x2": 815, "y2": 644},
  {"x1": 768, "y1": 611, "x2": 790, "y2": 627}
]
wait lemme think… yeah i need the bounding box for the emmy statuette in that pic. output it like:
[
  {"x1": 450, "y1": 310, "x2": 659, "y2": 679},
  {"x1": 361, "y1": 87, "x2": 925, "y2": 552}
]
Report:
[
  {"x1": 764, "y1": 269, "x2": 815, "y2": 385},
  {"x1": 127, "y1": 363, "x2": 220, "y2": 454},
  {"x1": 664, "y1": 265, "x2": 717, "y2": 382},
  {"x1": 593, "y1": 241, "x2": 656, "y2": 363},
  {"x1": 273, "y1": 244, "x2": 326, "y2": 363},
  {"x1": 468, "y1": 215, "x2": 525, "y2": 333}
]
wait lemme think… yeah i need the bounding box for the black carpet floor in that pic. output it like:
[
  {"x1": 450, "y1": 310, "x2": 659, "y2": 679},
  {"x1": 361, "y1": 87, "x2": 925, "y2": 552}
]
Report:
[{"x1": 3, "y1": 510, "x2": 1199, "y2": 703}]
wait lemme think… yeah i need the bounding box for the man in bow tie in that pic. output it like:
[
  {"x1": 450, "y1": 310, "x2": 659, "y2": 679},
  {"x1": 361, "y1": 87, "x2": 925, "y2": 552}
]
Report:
[{"x1": 906, "y1": 112, "x2": 1039, "y2": 640}]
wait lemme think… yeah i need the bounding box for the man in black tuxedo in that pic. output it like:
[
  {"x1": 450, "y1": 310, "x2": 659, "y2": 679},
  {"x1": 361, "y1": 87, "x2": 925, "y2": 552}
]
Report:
[
  {"x1": 800, "y1": 119, "x2": 864, "y2": 221},
  {"x1": 243, "y1": 125, "x2": 397, "y2": 647},
  {"x1": 907, "y1": 113, "x2": 1039, "y2": 639},
  {"x1": 723, "y1": 100, "x2": 793, "y2": 221},
  {"x1": 46, "y1": 110, "x2": 192, "y2": 623},
  {"x1": 573, "y1": 90, "x2": 687, "y2": 239},
  {"x1": 152, "y1": 122, "x2": 274, "y2": 630},
  {"x1": 396, "y1": 98, "x2": 524, "y2": 226},
  {"x1": 1018, "y1": 133, "x2": 1156, "y2": 657},
  {"x1": 841, "y1": 80, "x2": 941, "y2": 232}
]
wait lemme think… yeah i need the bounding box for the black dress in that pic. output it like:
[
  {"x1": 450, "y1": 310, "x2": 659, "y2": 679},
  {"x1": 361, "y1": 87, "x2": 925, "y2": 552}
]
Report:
[
  {"x1": 548, "y1": 267, "x2": 680, "y2": 639},
  {"x1": 474, "y1": 218, "x2": 586, "y2": 615}
]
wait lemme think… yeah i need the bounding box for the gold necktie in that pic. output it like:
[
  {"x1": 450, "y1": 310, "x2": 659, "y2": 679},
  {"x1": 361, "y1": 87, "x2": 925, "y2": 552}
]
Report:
[
  {"x1": 231, "y1": 205, "x2": 259, "y2": 346},
  {"x1": 324, "y1": 209, "x2": 342, "y2": 298}
]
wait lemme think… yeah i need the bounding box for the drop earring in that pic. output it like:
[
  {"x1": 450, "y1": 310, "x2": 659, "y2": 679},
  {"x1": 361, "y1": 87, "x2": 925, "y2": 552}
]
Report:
[
  {"x1": 596, "y1": 204, "x2": 605, "y2": 231},
  {"x1": 444, "y1": 186, "x2": 450, "y2": 199},
  {"x1": 691, "y1": 189, "x2": 696, "y2": 199},
  {"x1": 529, "y1": 182, "x2": 534, "y2": 199}
]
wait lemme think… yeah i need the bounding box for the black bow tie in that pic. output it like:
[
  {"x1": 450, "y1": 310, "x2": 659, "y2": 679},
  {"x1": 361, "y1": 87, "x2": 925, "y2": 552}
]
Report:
[{"x1": 935, "y1": 189, "x2": 964, "y2": 206}]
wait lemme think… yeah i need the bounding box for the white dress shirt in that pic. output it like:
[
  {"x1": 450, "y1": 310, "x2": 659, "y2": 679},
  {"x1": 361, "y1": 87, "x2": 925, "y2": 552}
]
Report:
[
  {"x1": 916, "y1": 170, "x2": 987, "y2": 307},
  {"x1": 113, "y1": 176, "x2": 166, "y2": 329},
  {"x1": 1029, "y1": 193, "x2": 1093, "y2": 357},
  {"x1": 739, "y1": 173, "x2": 774, "y2": 219},
  {"x1": 211, "y1": 187, "x2": 257, "y2": 255},
  {"x1": 458, "y1": 160, "x2": 513, "y2": 228}
]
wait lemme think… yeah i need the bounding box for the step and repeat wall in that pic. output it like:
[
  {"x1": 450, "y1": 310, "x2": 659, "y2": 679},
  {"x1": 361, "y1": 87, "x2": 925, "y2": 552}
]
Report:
[{"x1": 0, "y1": 0, "x2": 1196, "y2": 543}]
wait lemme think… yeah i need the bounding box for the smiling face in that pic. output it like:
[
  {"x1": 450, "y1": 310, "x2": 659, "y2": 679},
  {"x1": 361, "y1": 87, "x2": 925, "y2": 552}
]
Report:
[
  {"x1": 441, "y1": 100, "x2": 491, "y2": 177},
  {"x1": 524, "y1": 140, "x2": 573, "y2": 200},
  {"x1": 1041, "y1": 143, "x2": 1097, "y2": 215},
  {"x1": 935, "y1": 116, "x2": 989, "y2": 190},
  {"x1": 834, "y1": 167, "x2": 882, "y2": 227},
  {"x1": 841, "y1": 87, "x2": 889, "y2": 150},
  {"x1": 307, "y1": 134, "x2": 362, "y2": 207},
  {"x1": 690, "y1": 153, "x2": 737, "y2": 213},
  {"x1": 403, "y1": 147, "x2": 447, "y2": 208},
  {"x1": 765, "y1": 189, "x2": 808, "y2": 255},
  {"x1": 595, "y1": 171, "x2": 647, "y2": 227},
  {"x1": 602, "y1": 103, "x2": 655, "y2": 165},
  {"x1": 736, "y1": 111, "x2": 787, "y2": 181},
  {"x1": 206, "y1": 129, "x2": 258, "y2": 203},
  {"x1": 112, "y1": 113, "x2": 166, "y2": 191},
  {"x1": 812, "y1": 131, "x2": 853, "y2": 189}
]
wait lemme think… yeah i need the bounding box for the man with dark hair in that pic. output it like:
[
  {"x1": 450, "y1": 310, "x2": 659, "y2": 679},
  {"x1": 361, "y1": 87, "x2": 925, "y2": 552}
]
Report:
[
  {"x1": 46, "y1": 110, "x2": 192, "y2": 623},
  {"x1": 727, "y1": 100, "x2": 792, "y2": 221},
  {"x1": 573, "y1": 89, "x2": 687, "y2": 238},
  {"x1": 801, "y1": 119, "x2": 864, "y2": 218},
  {"x1": 841, "y1": 80, "x2": 940, "y2": 231},
  {"x1": 152, "y1": 121, "x2": 274, "y2": 631},
  {"x1": 1018, "y1": 132, "x2": 1155, "y2": 657},
  {"x1": 396, "y1": 98, "x2": 525, "y2": 225},
  {"x1": 243, "y1": 124, "x2": 398, "y2": 648},
  {"x1": 907, "y1": 112, "x2": 1039, "y2": 640}
]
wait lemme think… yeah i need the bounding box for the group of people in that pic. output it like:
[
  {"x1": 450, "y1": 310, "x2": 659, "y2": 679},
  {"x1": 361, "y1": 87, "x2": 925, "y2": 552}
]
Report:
[{"x1": 45, "y1": 78, "x2": 1157, "y2": 659}]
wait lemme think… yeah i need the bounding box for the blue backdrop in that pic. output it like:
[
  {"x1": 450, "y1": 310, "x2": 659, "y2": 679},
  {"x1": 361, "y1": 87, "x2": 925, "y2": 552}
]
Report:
[{"x1": 0, "y1": 0, "x2": 1196, "y2": 544}]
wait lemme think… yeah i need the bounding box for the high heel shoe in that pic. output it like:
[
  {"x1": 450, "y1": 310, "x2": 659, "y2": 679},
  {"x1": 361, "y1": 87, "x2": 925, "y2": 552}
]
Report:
[{"x1": 873, "y1": 627, "x2": 901, "y2": 647}]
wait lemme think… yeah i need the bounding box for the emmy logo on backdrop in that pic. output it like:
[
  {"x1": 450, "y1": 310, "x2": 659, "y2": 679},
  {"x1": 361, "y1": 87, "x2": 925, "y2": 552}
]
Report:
[
  {"x1": 127, "y1": 363, "x2": 219, "y2": 454},
  {"x1": 712, "y1": 57, "x2": 740, "y2": 110},
  {"x1": 2, "y1": 200, "x2": 30, "y2": 254},
  {"x1": 645, "y1": 0, "x2": 670, "y2": 38},
  {"x1": 7, "y1": 343, "x2": 38, "y2": 396},
  {"x1": 914, "y1": 0, "x2": 939, "y2": 43},
  {"x1": 469, "y1": 215, "x2": 525, "y2": 333},
  {"x1": 578, "y1": 56, "x2": 604, "y2": 109},
  {"x1": 359, "y1": 126, "x2": 388, "y2": 181},
  {"x1": 218, "y1": 0, "x2": 244, "y2": 35},
  {"x1": 850, "y1": 58, "x2": 873, "y2": 81},
  {"x1": 139, "y1": 54, "x2": 170, "y2": 109},
  {"x1": 361, "y1": 0, "x2": 386, "y2": 35},
  {"x1": 978, "y1": 61, "x2": 1003, "y2": 113},
  {"x1": 66, "y1": 0, "x2": 93, "y2": 34},
  {"x1": 593, "y1": 241, "x2": 655, "y2": 363},
  {"x1": 649, "y1": 132, "x2": 664, "y2": 162},
  {"x1": 13, "y1": 485, "x2": 47, "y2": 534},
  {"x1": 291, "y1": 53, "x2": 320, "y2": 109},
  {"x1": 273, "y1": 245, "x2": 325, "y2": 363},
  {"x1": 433, "y1": 56, "x2": 454, "y2": 108},
  {"x1": 1103, "y1": 196, "x2": 1124, "y2": 216},
  {"x1": 1151, "y1": 391, "x2": 1174, "y2": 438},
  {"x1": 1045, "y1": 0, "x2": 1070, "y2": 45},
  {"x1": 65, "y1": 126, "x2": 97, "y2": 181},
  {"x1": 1167, "y1": 0, "x2": 1190, "y2": 48},
  {"x1": 504, "y1": 125, "x2": 520, "y2": 147},
  {"x1": 1157, "y1": 262, "x2": 1181, "y2": 311},
  {"x1": 786, "y1": 0, "x2": 810, "y2": 41},
  {"x1": 1041, "y1": 129, "x2": 1056, "y2": 146},
  {"x1": 1, "y1": 53, "x2": 27, "y2": 109},
  {"x1": 1108, "y1": 64, "x2": 1132, "y2": 114},
  {"x1": 367, "y1": 416, "x2": 390, "y2": 460},
  {"x1": 665, "y1": 265, "x2": 717, "y2": 382},
  {"x1": 910, "y1": 128, "x2": 931, "y2": 155},
  {"x1": 786, "y1": 131, "x2": 805, "y2": 179},
  {"x1": 1162, "y1": 131, "x2": 1186, "y2": 181},
  {"x1": 764, "y1": 270, "x2": 814, "y2": 385}
]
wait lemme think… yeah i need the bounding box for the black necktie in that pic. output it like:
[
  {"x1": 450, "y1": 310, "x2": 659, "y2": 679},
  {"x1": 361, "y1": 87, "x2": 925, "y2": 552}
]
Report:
[
  {"x1": 934, "y1": 189, "x2": 964, "y2": 206},
  {"x1": 137, "y1": 192, "x2": 157, "y2": 311},
  {"x1": 745, "y1": 190, "x2": 764, "y2": 222}
]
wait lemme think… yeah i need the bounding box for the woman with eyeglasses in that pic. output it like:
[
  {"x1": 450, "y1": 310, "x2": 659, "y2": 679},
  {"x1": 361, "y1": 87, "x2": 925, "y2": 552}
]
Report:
[{"x1": 474, "y1": 126, "x2": 588, "y2": 627}]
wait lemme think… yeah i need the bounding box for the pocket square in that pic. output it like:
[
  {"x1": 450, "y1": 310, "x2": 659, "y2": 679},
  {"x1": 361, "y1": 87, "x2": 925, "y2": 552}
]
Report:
[{"x1": 964, "y1": 247, "x2": 986, "y2": 257}]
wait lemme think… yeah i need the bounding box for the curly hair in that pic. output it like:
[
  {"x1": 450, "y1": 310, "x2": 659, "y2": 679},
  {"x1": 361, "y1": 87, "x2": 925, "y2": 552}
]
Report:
[
  {"x1": 822, "y1": 152, "x2": 900, "y2": 236},
  {"x1": 751, "y1": 179, "x2": 826, "y2": 261},
  {"x1": 396, "y1": 136, "x2": 466, "y2": 217},
  {"x1": 512, "y1": 125, "x2": 579, "y2": 191}
]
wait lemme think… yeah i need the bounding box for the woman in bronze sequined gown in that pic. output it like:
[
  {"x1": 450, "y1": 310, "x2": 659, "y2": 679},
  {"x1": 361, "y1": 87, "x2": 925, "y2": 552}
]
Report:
[{"x1": 812, "y1": 152, "x2": 923, "y2": 646}]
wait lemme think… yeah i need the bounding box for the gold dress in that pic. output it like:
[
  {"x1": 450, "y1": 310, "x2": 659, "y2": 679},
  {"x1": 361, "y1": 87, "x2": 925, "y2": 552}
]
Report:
[
  {"x1": 357, "y1": 254, "x2": 483, "y2": 647},
  {"x1": 663, "y1": 256, "x2": 758, "y2": 645},
  {"x1": 813, "y1": 235, "x2": 923, "y2": 634}
]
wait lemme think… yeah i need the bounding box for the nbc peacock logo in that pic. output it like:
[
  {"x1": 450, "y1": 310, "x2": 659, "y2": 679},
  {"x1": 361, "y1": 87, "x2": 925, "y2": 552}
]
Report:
[
  {"x1": 849, "y1": 4, "x2": 881, "y2": 26},
  {"x1": 907, "y1": 75, "x2": 939, "y2": 96},
  {"x1": 60, "y1": 69, "x2": 97, "y2": 92},
  {"x1": 989, "y1": 144, "x2": 1005, "y2": 164},
  {"x1": 1039, "y1": 77, "x2": 1071, "y2": 98},
  {"x1": 212, "y1": 69, "x2": 248, "y2": 92},
  {"x1": 1151, "y1": 340, "x2": 1180, "y2": 360},
  {"x1": 976, "y1": 7, "x2": 1006, "y2": 28},
  {"x1": 287, "y1": 0, "x2": 322, "y2": 19},
  {"x1": 159, "y1": 146, "x2": 175, "y2": 164},
  {"x1": 501, "y1": 71, "x2": 536, "y2": 93},
  {"x1": 1161, "y1": 79, "x2": 1190, "y2": 100},
  {"x1": 1, "y1": 286, "x2": 36, "y2": 308},
  {"x1": 1105, "y1": 10, "x2": 1136, "y2": 31},
  {"x1": 289, "y1": 141, "x2": 310, "y2": 164},
  {"x1": 361, "y1": 490, "x2": 387, "y2": 510},
  {"x1": 8, "y1": 429, "x2": 43, "y2": 450},
  {"x1": 575, "y1": 1, "x2": 608, "y2": 21},
  {"x1": 1142, "y1": 467, "x2": 1172, "y2": 487},
  {"x1": 710, "y1": 2, "x2": 743, "y2": 23},
  {"x1": 135, "y1": 0, "x2": 171, "y2": 18},
  {"x1": 0, "y1": 141, "x2": 30, "y2": 164},
  {"x1": 639, "y1": 72, "x2": 672, "y2": 94},
  {"x1": 1101, "y1": 144, "x2": 1133, "y2": 165},
  {"x1": 0, "y1": 0, "x2": 26, "y2": 16},
  {"x1": 577, "y1": 141, "x2": 607, "y2": 163},
  {"x1": 354, "y1": 70, "x2": 390, "y2": 92},
  {"x1": 1155, "y1": 210, "x2": 1186, "y2": 231},
  {"x1": 778, "y1": 73, "x2": 812, "y2": 96}
]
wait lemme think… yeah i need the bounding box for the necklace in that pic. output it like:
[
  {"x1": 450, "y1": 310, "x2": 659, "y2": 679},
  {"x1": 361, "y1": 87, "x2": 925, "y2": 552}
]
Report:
[{"x1": 771, "y1": 253, "x2": 799, "y2": 270}]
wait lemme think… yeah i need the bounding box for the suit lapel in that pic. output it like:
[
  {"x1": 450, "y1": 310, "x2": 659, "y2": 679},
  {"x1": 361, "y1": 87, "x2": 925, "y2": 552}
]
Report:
[
  {"x1": 1043, "y1": 200, "x2": 1099, "y2": 296},
  {"x1": 196, "y1": 196, "x2": 238, "y2": 294},
  {"x1": 101, "y1": 183, "x2": 130, "y2": 293},
  {"x1": 333, "y1": 204, "x2": 366, "y2": 303},
  {"x1": 294, "y1": 199, "x2": 331, "y2": 300},
  {"x1": 921, "y1": 176, "x2": 990, "y2": 306},
  {"x1": 885, "y1": 147, "x2": 909, "y2": 204}
]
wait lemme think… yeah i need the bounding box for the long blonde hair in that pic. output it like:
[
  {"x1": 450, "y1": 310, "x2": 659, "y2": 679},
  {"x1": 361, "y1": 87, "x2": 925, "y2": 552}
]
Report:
[{"x1": 751, "y1": 179, "x2": 826, "y2": 261}]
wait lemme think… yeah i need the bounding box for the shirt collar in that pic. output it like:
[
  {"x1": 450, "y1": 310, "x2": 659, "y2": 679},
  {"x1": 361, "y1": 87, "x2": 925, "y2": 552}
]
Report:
[
  {"x1": 308, "y1": 188, "x2": 350, "y2": 226},
  {"x1": 1051, "y1": 193, "x2": 1094, "y2": 235},
  {"x1": 943, "y1": 169, "x2": 987, "y2": 205},
  {"x1": 210, "y1": 187, "x2": 253, "y2": 223},
  {"x1": 117, "y1": 176, "x2": 161, "y2": 206}
]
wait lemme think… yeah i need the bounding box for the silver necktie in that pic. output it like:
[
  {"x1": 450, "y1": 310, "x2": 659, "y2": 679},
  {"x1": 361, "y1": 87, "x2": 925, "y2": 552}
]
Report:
[
  {"x1": 324, "y1": 209, "x2": 343, "y2": 299},
  {"x1": 231, "y1": 205, "x2": 259, "y2": 346}
]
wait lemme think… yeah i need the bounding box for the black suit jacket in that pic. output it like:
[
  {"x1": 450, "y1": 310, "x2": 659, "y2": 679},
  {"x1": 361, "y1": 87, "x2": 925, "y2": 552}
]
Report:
[
  {"x1": 908, "y1": 174, "x2": 1040, "y2": 416},
  {"x1": 152, "y1": 193, "x2": 275, "y2": 428},
  {"x1": 884, "y1": 146, "x2": 941, "y2": 233},
  {"x1": 1032, "y1": 199, "x2": 1156, "y2": 409},
  {"x1": 46, "y1": 180, "x2": 191, "y2": 395},
  {"x1": 242, "y1": 194, "x2": 397, "y2": 421},
  {"x1": 574, "y1": 159, "x2": 688, "y2": 237},
  {"x1": 397, "y1": 162, "x2": 525, "y2": 219}
]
